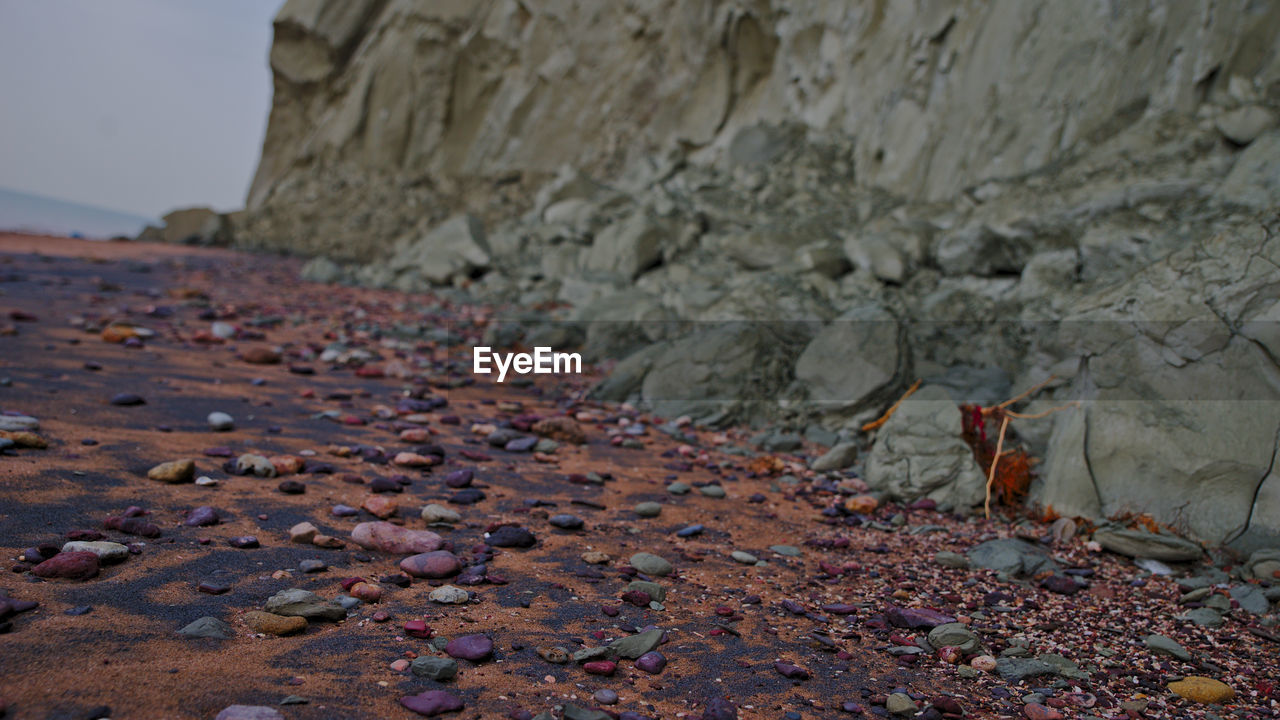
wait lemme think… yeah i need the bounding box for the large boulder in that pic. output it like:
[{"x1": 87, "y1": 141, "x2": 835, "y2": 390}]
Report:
[
  {"x1": 384, "y1": 214, "x2": 490, "y2": 287},
  {"x1": 863, "y1": 385, "x2": 987, "y2": 509},
  {"x1": 1037, "y1": 218, "x2": 1280, "y2": 552},
  {"x1": 794, "y1": 304, "x2": 907, "y2": 414}
]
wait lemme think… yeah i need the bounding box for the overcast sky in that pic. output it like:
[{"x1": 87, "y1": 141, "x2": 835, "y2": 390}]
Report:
[{"x1": 0, "y1": 0, "x2": 283, "y2": 218}]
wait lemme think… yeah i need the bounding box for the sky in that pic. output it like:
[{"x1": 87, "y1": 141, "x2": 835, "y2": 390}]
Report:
[{"x1": 0, "y1": 0, "x2": 284, "y2": 219}]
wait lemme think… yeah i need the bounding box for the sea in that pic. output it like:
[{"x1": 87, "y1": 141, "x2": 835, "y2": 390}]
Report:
[{"x1": 0, "y1": 186, "x2": 157, "y2": 239}]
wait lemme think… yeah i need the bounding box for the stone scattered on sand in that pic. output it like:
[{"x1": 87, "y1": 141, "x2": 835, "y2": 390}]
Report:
[
  {"x1": 207, "y1": 411, "x2": 235, "y2": 431},
  {"x1": 351, "y1": 521, "x2": 443, "y2": 554},
  {"x1": 179, "y1": 616, "x2": 233, "y2": 639},
  {"x1": 148, "y1": 459, "x2": 195, "y2": 484},
  {"x1": 400, "y1": 551, "x2": 462, "y2": 579},
  {"x1": 1092, "y1": 528, "x2": 1203, "y2": 562},
  {"x1": 410, "y1": 656, "x2": 458, "y2": 681},
  {"x1": 1167, "y1": 676, "x2": 1235, "y2": 704},
  {"x1": 215, "y1": 706, "x2": 284, "y2": 720},
  {"x1": 445, "y1": 634, "x2": 493, "y2": 661},
  {"x1": 421, "y1": 504, "x2": 461, "y2": 524},
  {"x1": 61, "y1": 541, "x2": 129, "y2": 563},
  {"x1": 429, "y1": 585, "x2": 470, "y2": 604},
  {"x1": 32, "y1": 551, "x2": 100, "y2": 580},
  {"x1": 629, "y1": 552, "x2": 673, "y2": 576},
  {"x1": 400, "y1": 690, "x2": 465, "y2": 717},
  {"x1": 242, "y1": 611, "x2": 307, "y2": 636},
  {"x1": 263, "y1": 588, "x2": 346, "y2": 621},
  {"x1": 1145, "y1": 634, "x2": 1192, "y2": 662}
]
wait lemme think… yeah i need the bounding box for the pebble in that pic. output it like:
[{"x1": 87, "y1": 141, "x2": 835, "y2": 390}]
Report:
[
  {"x1": 351, "y1": 521, "x2": 443, "y2": 554},
  {"x1": 110, "y1": 392, "x2": 146, "y2": 406},
  {"x1": 410, "y1": 656, "x2": 459, "y2": 681},
  {"x1": 730, "y1": 551, "x2": 758, "y2": 565},
  {"x1": 487, "y1": 526, "x2": 537, "y2": 548},
  {"x1": 148, "y1": 459, "x2": 195, "y2": 484},
  {"x1": 264, "y1": 588, "x2": 346, "y2": 621},
  {"x1": 886, "y1": 693, "x2": 918, "y2": 715},
  {"x1": 400, "y1": 690, "x2": 465, "y2": 717},
  {"x1": 665, "y1": 482, "x2": 690, "y2": 495},
  {"x1": 629, "y1": 552, "x2": 673, "y2": 577},
  {"x1": 242, "y1": 611, "x2": 307, "y2": 636},
  {"x1": 229, "y1": 536, "x2": 259, "y2": 549},
  {"x1": 421, "y1": 504, "x2": 461, "y2": 524},
  {"x1": 0, "y1": 415, "x2": 39, "y2": 432},
  {"x1": 207, "y1": 411, "x2": 235, "y2": 431},
  {"x1": 1022, "y1": 703, "x2": 1062, "y2": 720},
  {"x1": 401, "y1": 551, "x2": 462, "y2": 579},
  {"x1": 361, "y1": 494, "x2": 397, "y2": 518},
  {"x1": 445, "y1": 634, "x2": 493, "y2": 661},
  {"x1": 235, "y1": 453, "x2": 276, "y2": 477},
  {"x1": 214, "y1": 705, "x2": 284, "y2": 720},
  {"x1": 184, "y1": 506, "x2": 220, "y2": 527},
  {"x1": 583, "y1": 660, "x2": 617, "y2": 676},
  {"x1": 549, "y1": 514, "x2": 584, "y2": 530},
  {"x1": 1167, "y1": 676, "x2": 1235, "y2": 704},
  {"x1": 349, "y1": 582, "x2": 382, "y2": 603},
  {"x1": 698, "y1": 484, "x2": 726, "y2": 498},
  {"x1": 608, "y1": 628, "x2": 664, "y2": 659},
  {"x1": 179, "y1": 616, "x2": 234, "y2": 639},
  {"x1": 429, "y1": 585, "x2": 470, "y2": 604},
  {"x1": 634, "y1": 502, "x2": 662, "y2": 517},
  {"x1": 769, "y1": 545, "x2": 801, "y2": 557},
  {"x1": 289, "y1": 522, "x2": 318, "y2": 544},
  {"x1": 32, "y1": 551, "x2": 100, "y2": 580},
  {"x1": 299, "y1": 559, "x2": 327, "y2": 573},
  {"x1": 635, "y1": 651, "x2": 667, "y2": 674},
  {"x1": 1144, "y1": 633, "x2": 1192, "y2": 662},
  {"x1": 538, "y1": 646, "x2": 570, "y2": 663},
  {"x1": 61, "y1": 541, "x2": 130, "y2": 563},
  {"x1": 593, "y1": 689, "x2": 618, "y2": 705}
]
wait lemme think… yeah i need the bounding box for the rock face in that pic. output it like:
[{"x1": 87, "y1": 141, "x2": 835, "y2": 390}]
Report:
[{"x1": 240, "y1": 0, "x2": 1280, "y2": 262}]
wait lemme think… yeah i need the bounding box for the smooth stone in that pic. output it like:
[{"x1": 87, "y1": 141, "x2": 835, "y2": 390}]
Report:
[
  {"x1": 61, "y1": 541, "x2": 129, "y2": 563},
  {"x1": 676, "y1": 524, "x2": 704, "y2": 538},
  {"x1": 214, "y1": 706, "x2": 284, "y2": 720},
  {"x1": 666, "y1": 482, "x2": 690, "y2": 495},
  {"x1": 352, "y1": 521, "x2": 443, "y2": 554},
  {"x1": 1229, "y1": 583, "x2": 1270, "y2": 615},
  {"x1": 32, "y1": 551, "x2": 100, "y2": 580},
  {"x1": 229, "y1": 536, "x2": 259, "y2": 549},
  {"x1": 179, "y1": 616, "x2": 233, "y2": 639},
  {"x1": 487, "y1": 526, "x2": 537, "y2": 548},
  {"x1": 445, "y1": 634, "x2": 493, "y2": 661},
  {"x1": 967, "y1": 538, "x2": 1057, "y2": 576},
  {"x1": 549, "y1": 514, "x2": 584, "y2": 530},
  {"x1": 770, "y1": 545, "x2": 801, "y2": 557},
  {"x1": 1181, "y1": 607, "x2": 1225, "y2": 627},
  {"x1": 594, "y1": 689, "x2": 619, "y2": 705},
  {"x1": 400, "y1": 690, "x2": 465, "y2": 716},
  {"x1": 235, "y1": 453, "x2": 276, "y2": 477},
  {"x1": 608, "y1": 628, "x2": 663, "y2": 659},
  {"x1": 289, "y1": 522, "x2": 318, "y2": 544},
  {"x1": 421, "y1": 504, "x2": 461, "y2": 524},
  {"x1": 299, "y1": 559, "x2": 327, "y2": 573},
  {"x1": 207, "y1": 412, "x2": 235, "y2": 431},
  {"x1": 400, "y1": 551, "x2": 462, "y2": 578},
  {"x1": 410, "y1": 656, "x2": 459, "y2": 681},
  {"x1": 242, "y1": 611, "x2": 307, "y2": 636},
  {"x1": 429, "y1": 585, "x2": 470, "y2": 604},
  {"x1": 886, "y1": 693, "x2": 918, "y2": 715},
  {"x1": 626, "y1": 580, "x2": 666, "y2": 602},
  {"x1": 629, "y1": 552, "x2": 673, "y2": 577},
  {"x1": 263, "y1": 588, "x2": 346, "y2": 621},
  {"x1": 698, "y1": 485, "x2": 726, "y2": 498},
  {"x1": 634, "y1": 502, "x2": 662, "y2": 517},
  {"x1": 1144, "y1": 634, "x2": 1191, "y2": 662},
  {"x1": 0, "y1": 415, "x2": 39, "y2": 432},
  {"x1": 563, "y1": 704, "x2": 612, "y2": 720},
  {"x1": 1168, "y1": 676, "x2": 1235, "y2": 704},
  {"x1": 928, "y1": 623, "x2": 983, "y2": 654},
  {"x1": 184, "y1": 506, "x2": 220, "y2": 527},
  {"x1": 934, "y1": 551, "x2": 970, "y2": 568},
  {"x1": 635, "y1": 650, "x2": 667, "y2": 674},
  {"x1": 110, "y1": 392, "x2": 145, "y2": 406},
  {"x1": 148, "y1": 459, "x2": 195, "y2": 484}
]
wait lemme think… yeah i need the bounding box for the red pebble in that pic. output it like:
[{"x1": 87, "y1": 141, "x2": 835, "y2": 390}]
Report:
[
  {"x1": 583, "y1": 661, "x2": 616, "y2": 676},
  {"x1": 403, "y1": 620, "x2": 432, "y2": 638}
]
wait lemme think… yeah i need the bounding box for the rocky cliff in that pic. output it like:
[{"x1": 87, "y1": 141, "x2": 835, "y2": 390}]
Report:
[
  {"x1": 229, "y1": 0, "x2": 1280, "y2": 554},
  {"x1": 240, "y1": 0, "x2": 1279, "y2": 260}
]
